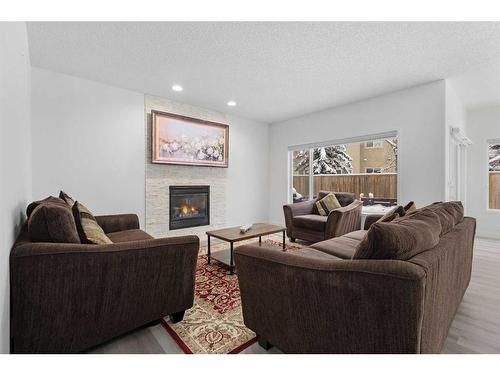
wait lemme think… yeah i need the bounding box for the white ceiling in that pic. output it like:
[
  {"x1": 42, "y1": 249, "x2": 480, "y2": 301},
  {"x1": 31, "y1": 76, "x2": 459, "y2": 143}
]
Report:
[{"x1": 27, "y1": 22, "x2": 500, "y2": 123}]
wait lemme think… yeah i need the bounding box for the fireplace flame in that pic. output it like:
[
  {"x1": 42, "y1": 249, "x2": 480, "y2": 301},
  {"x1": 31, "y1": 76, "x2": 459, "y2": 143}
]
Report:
[{"x1": 180, "y1": 205, "x2": 199, "y2": 216}]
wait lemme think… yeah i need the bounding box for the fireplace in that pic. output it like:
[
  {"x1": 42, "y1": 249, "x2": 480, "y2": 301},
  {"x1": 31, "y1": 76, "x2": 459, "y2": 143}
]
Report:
[{"x1": 169, "y1": 185, "x2": 210, "y2": 230}]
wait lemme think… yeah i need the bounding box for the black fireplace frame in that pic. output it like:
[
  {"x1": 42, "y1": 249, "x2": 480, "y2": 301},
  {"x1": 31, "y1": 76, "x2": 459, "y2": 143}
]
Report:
[{"x1": 169, "y1": 185, "x2": 210, "y2": 230}]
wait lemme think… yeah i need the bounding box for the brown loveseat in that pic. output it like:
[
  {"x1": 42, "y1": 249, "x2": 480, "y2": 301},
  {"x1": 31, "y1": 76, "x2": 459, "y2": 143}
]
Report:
[
  {"x1": 10, "y1": 213, "x2": 199, "y2": 353},
  {"x1": 235, "y1": 202, "x2": 475, "y2": 353},
  {"x1": 283, "y1": 191, "x2": 363, "y2": 243}
]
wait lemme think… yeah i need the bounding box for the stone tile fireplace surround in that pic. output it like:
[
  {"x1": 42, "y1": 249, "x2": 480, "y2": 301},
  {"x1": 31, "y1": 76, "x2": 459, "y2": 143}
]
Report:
[{"x1": 145, "y1": 95, "x2": 227, "y2": 239}]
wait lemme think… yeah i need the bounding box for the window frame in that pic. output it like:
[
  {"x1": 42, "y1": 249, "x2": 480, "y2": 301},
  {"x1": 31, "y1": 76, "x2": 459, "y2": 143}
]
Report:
[{"x1": 288, "y1": 131, "x2": 398, "y2": 204}]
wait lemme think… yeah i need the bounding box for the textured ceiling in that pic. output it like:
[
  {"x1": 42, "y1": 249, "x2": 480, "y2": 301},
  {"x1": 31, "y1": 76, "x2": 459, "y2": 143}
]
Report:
[{"x1": 27, "y1": 22, "x2": 500, "y2": 123}]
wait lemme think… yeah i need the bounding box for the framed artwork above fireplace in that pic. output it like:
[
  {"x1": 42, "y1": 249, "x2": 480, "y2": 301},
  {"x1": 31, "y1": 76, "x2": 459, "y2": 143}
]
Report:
[{"x1": 152, "y1": 110, "x2": 229, "y2": 167}]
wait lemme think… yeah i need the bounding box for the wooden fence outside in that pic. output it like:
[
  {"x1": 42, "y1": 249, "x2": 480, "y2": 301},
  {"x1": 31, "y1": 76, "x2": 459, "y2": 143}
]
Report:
[
  {"x1": 293, "y1": 173, "x2": 397, "y2": 199},
  {"x1": 490, "y1": 172, "x2": 500, "y2": 209}
]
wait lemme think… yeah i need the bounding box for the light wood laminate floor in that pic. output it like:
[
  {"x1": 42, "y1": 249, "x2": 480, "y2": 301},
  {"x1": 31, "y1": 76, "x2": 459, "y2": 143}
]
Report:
[{"x1": 89, "y1": 236, "x2": 500, "y2": 354}]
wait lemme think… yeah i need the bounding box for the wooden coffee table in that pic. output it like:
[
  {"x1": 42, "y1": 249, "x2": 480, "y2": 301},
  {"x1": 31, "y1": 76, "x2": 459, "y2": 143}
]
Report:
[{"x1": 206, "y1": 223, "x2": 287, "y2": 274}]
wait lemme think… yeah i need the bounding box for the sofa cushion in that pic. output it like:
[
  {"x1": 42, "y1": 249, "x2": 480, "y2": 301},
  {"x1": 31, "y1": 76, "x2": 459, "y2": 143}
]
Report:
[
  {"x1": 315, "y1": 193, "x2": 341, "y2": 216},
  {"x1": 343, "y1": 230, "x2": 367, "y2": 241},
  {"x1": 293, "y1": 214, "x2": 328, "y2": 231},
  {"x1": 353, "y1": 208, "x2": 442, "y2": 261},
  {"x1": 28, "y1": 203, "x2": 81, "y2": 243},
  {"x1": 26, "y1": 196, "x2": 67, "y2": 219},
  {"x1": 72, "y1": 201, "x2": 113, "y2": 245},
  {"x1": 420, "y1": 201, "x2": 464, "y2": 235},
  {"x1": 107, "y1": 229, "x2": 154, "y2": 243},
  {"x1": 310, "y1": 236, "x2": 361, "y2": 259}
]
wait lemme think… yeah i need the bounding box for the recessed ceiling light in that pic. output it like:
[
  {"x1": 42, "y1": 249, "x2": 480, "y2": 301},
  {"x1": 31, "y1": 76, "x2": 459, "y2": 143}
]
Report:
[
  {"x1": 172, "y1": 84, "x2": 183, "y2": 92},
  {"x1": 227, "y1": 101, "x2": 237, "y2": 107}
]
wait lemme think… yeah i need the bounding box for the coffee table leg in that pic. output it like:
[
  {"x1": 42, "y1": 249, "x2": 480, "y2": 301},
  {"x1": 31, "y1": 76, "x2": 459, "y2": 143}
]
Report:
[
  {"x1": 207, "y1": 235, "x2": 211, "y2": 264},
  {"x1": 259, "y1": 236, "x2": 262, "y2": 246},
  {"x1": 282, "y1": 230, "x2": 286, "y2": 251},
  {"x1": 230, "y1": 242, "x2": 234, "y2": 274}
]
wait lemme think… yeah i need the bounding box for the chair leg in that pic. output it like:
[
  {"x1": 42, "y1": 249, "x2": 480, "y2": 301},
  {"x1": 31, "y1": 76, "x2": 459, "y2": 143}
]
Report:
[
  {"x1": 257, "y1": 336, "x2": 273, "y2": 350},
  {"x1": 170, "y1": 310, "x2": 185, "y2": 323}
]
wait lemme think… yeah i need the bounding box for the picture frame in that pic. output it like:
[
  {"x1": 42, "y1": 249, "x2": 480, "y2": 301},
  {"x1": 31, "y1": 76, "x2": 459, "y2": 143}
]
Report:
[{"x1": 151, "y1": 110, "x2": 229, "y2": 167}]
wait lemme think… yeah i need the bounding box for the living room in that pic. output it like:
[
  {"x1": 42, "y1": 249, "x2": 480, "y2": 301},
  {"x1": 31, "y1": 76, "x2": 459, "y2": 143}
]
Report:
[{"x1": 1, "y1": 1, "x2": 500, "y2": 371}]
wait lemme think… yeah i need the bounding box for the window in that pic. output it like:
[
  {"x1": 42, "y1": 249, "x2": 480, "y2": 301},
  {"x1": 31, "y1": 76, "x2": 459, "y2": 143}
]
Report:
[
  {"x1": 365, "y1": 140, "x2": 384, "y2": 149},
  {"x1": 290, "y1": 135, "x2": 397, "y2": 202},
  {"x1": 291, "y1": 149, "x2": 310, "y2": 202},
  {"x1": 365, "y1": 167, "x2": 382, "y2": 174},
  {"x1": 489, "y1": 141, "x2": 500, "y2": 209}
]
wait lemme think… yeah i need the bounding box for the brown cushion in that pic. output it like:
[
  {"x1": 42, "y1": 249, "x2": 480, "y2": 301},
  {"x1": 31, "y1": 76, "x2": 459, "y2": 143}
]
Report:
[
  {"x1": 72, "y1": 201, "x2": 112, "y2": 245},
  {"x1": 424, "y1": 201, "x2": 464, "y2": 235},
  {"x1": 343, "y1": 230, "x2": 368, "y2": 241},
  {"x1": 293, "y1": 214, "x2": 328, "y2": 231},
  {"x1": 310, "y1": 236, "x2": 360, "y2": 259},
  {"x1": 59, "y1": 190, "x2": 76, "y2": 206},
  {"x1": 28, "y1": 203, "x2": 81, "y2": 243},
  {"x1": 107, "y1": 229, "x2": 153, "y2": 243},
  {"x1": 26, "y1": 196, "x2": 67, "y2": 219},
  {"x1": 315, "y1": 193, "x2": 341, "y2": 216},
  {"x1": 353, "y1": 209, "x2": 442, "y2": 260}
]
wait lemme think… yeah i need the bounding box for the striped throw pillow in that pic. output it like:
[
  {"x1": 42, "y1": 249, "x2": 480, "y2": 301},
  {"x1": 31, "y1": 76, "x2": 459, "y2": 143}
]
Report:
[
  {"x1": 72, "y1": 201, "x2": 112, "y2": 245},
  {"x1": 315, "y1": 193, "x2": 341, "y2": 216}
]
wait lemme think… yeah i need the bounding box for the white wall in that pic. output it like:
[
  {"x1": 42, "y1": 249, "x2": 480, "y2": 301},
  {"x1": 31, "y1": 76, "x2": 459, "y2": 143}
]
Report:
[
  {"x1": 225, "y1": 114, "x2": 269, "y2": 225},
  {"x1": 31, "y1": 68, "x2": 146, "y2": 225},
  {"x1": 268, "y1": 81, "x2": 447, "y2": 224},
  {"x1": 466, "y1": 105, "x2": 500, "y2": 239},
  {"x1": 32, "y1": 69, "x2": 270, "y2": 233},
  {"x1": 0, "y1": 22, "x2": 32, "y2": 353}
]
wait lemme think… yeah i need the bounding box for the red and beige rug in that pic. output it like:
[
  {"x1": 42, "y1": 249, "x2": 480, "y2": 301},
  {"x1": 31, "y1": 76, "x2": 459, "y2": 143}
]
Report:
[{"x1": 161, "y1": 238, "x2": 303, "y2": 354}]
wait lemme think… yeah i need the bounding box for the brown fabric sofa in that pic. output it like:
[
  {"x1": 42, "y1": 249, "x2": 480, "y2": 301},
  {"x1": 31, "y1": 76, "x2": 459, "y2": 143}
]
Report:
[
  {"x1": 10, "y1": 213, "x2": 199, "y2": 353},
  {"x1": 235, "y1": 203, "x2": 475, "y2": 353},
  {"x1": 283, "y1": 191, "x2": 363, "y2": 243}
]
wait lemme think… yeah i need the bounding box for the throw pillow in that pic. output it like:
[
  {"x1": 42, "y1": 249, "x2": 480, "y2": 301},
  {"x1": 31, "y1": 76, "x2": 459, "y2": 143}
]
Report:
[
  {"x1": 28, "y1": 203, "x2": 81, "y2": 243},
  {"x1": 59, "y1": 190, "x2": 76, "y2": 207},
  {"x1": 315, "y1": 193, "x2": 341, "y2": 216},
  {"x1": 403, "y1": 201, "x2": 417, "y2": 214},
  {"x1": 376, "y1": 205, "x2": 405, "y2": 223},
  {"x1": 72, "y1": 201, "x2": 113, "y2": 245},
  {"x1": 354, "y1": 208, "x2": 442, "y2": 261},
  {"x1": 26, "y1": 196, "x2": 68, "y2": 219}
]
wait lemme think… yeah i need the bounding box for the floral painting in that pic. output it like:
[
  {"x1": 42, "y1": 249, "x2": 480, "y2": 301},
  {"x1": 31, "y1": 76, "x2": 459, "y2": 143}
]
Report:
[{"x1": 152, "y1": 111, "x2": 229, "y2": 167}]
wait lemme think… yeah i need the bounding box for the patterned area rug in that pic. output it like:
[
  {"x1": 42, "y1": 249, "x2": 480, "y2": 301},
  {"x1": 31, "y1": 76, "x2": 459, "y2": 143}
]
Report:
[{"x1": 161, "y1": 238, "x2": 303, "y2": 354}]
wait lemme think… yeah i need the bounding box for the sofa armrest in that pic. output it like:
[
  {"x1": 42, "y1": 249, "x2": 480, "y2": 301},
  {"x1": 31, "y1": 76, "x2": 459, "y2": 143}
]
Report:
[
  {"x1": 234, "y1": 244, "x2": 425, "y2": 353},
  {"x1": 364, "y1": 214, "x2": 383, "y2": 230},
  {"x1": 95, "y1": 214, "x2": 140, "y2": 233},
  {"x1": 10, "y1": 235, "x2": 199, "y2": 353},
  {"x1": 325, "y1": 200, "x2": 363, "y2": 238}
]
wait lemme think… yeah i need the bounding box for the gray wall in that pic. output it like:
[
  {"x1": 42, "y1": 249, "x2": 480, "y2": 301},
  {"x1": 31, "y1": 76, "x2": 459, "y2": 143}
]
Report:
[{"x1": 0, "y1": 22, "x2": 32, "y2": 353}]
